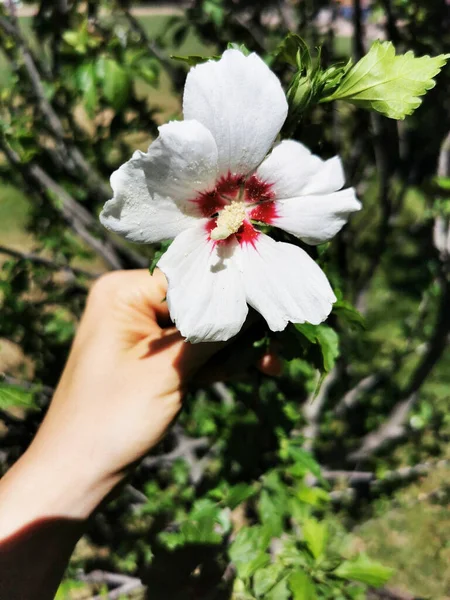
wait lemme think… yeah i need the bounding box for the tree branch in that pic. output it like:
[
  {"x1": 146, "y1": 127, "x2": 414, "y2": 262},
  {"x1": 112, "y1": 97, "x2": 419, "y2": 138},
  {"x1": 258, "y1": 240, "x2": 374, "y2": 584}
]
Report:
[
  {"x1": 0, "y1": 244, "x2": 99, "y2": 279},
  {"x1": 302, "y1": 368, "x2": 338, "y2": 451},
  {"x1": 78, "y1": 570, "x2": 145, "y2": 600},
  {"x1": 0, "y1": 139, "x2": 124, "y2": 270},
  {"x1": 333, "y1": 374, "x2": 380, "y2": 416},
  {"x1": 0, "y1": 11, "x2": 111, "y2": 201},
  {"x1": 141, "y1": 425, "x2": 214, "y2": 485}
]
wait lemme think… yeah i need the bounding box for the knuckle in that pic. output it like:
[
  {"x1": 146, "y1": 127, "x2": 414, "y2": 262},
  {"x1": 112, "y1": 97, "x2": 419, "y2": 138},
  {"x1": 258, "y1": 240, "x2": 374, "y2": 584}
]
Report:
[{"x1": 88, "y1": 271, "x2": 124, "y2": 302}]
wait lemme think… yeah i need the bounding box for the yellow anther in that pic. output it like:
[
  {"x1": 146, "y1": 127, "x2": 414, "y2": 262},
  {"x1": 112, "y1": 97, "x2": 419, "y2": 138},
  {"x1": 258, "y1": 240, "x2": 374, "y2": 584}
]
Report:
[{"x1": 210, "y1": 201, "x2": 247, "y2": 240}]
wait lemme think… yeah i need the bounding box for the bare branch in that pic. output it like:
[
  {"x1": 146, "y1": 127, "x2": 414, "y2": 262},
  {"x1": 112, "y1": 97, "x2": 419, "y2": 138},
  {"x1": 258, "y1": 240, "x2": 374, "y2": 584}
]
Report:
[
  {"x1": 302, "y1": 368, "x2": 338, "y2": 451},
  {"x1": 78, "y1": 570, "x2": 145, "y2": 600},
  {"x1": 0, "y1": 139, "x2": 124, "y2": 270},
  {"x1": 0, "y1": 244, "x2": 99, "y2": 279},
  {"x1": 334, "y1": 374, "x2": 380, "y2": 416},
  {"x1": 142, "y1": 425, "x2": 214, "y2": 485},
  {"x1": 368, "y1": 588, "x2": 415, "y2": 600},
  {"x1": 349, "y1": 276, "x2": 450, "y2": 462},
  {"x1": 211, "y1": 382, "x2": 234, "y2": 406},
  {"x1": 119, "y1": 3, "x2": 178, "y2": 79},
  {"x1": 0, "y1": 12, "x2": 111, "y2": 200}
]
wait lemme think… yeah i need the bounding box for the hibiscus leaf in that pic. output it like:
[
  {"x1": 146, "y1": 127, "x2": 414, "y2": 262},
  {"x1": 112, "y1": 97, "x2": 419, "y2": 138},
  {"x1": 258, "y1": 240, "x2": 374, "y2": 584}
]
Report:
[
  {"x1": 333, "y1": 299, "x2": 365, "y2": 330},
  {"x1": 149, "y1": 240, "x2": 173, "y2": 275},
  {"x1": 96, "y1": 57, "x2": 131, "y2": 111},
  {"x1": 289, "y1": 570, "x2": 317, "y2": 600},
  {"x1": 324, "y1": 40, "x2": 449, "y2": 119},
  {"x1": 333, "y1": 554, "x2": 394, "y2": 587},
  {"x1": 294, "y1": 324, "x2": 340, "y2": 372},
  {"x1": 275, "y1": 33, "x2": 312, "y2": 71},
  {"x1": 302, "y1": 518, "x2": 328, "y2": 561},
  {"x1": 171, "y1": 54, "x2": 219, "y2": 67},
  {"x1": 75, "y1": 62, "x2": 97, "y2": 117},
  {"x1": 228, "y1": 42, "x2": 250, "y2": 56},
  {"x1": 0, "y1": 383, "x2": 39, "y2": 411}
]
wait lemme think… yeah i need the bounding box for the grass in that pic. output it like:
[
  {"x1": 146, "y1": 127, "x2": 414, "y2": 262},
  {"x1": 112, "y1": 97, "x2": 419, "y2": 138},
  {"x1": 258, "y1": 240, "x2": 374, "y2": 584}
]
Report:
[
  {"x1": 356, "y1": 463, "x2": 450, "y2": 598},
  {"x1": 0, "y1": 181, "x2": 32, "y2": 248}
]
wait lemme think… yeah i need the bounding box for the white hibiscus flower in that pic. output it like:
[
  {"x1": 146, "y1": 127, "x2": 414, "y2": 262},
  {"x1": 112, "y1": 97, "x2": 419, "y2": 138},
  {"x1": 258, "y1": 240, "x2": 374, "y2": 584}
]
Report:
[{"x1": 100, "y1": 49, "x2": 361, "y2": 343}]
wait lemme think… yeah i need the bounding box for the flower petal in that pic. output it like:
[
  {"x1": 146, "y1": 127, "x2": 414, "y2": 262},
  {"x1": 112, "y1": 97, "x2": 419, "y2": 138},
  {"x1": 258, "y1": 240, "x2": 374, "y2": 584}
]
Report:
[
  {"x1": 158, "y1": 225, "x2": 248, "y2": 343},
  {"x1": 100, "y1": 120, "x2": 219, "y2": 243},
  {"x1": 256, "y1": 140, "x2": 346, "y2": 198},
  {"x1": 183, "y1": 49, "x2": 288, "y2": 176},
  {"x1": 100, "y1": 153, "x2": 197, "y2": 243},
  {"x1": 274, "y1": 188, "x2": 362, "y2": 245},
  {"x1": 241, "y1": 234, "x2": 336, "y2": 331},
  {"x1": 140, "y1": 120, "x2": 219, "y2": 203}
]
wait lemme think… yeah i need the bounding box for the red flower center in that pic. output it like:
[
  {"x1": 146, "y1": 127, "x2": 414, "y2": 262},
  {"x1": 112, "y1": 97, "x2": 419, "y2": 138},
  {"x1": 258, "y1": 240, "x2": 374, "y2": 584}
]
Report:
[{"x1": 192, "y1": 172, "x2": 277, "y2": 247}]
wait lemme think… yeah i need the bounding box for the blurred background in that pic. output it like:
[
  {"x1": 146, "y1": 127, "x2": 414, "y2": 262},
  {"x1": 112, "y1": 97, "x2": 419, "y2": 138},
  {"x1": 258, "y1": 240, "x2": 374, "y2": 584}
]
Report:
[{"x1": 0, "y1": 1, "x2": 449, "y2": 599}]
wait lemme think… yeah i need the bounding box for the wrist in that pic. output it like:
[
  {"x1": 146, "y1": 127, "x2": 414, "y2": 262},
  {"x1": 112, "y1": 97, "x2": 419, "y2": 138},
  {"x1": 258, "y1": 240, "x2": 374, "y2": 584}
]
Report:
[{"x1": 0, "y1": 437, "x2": 123, "y2": 540}]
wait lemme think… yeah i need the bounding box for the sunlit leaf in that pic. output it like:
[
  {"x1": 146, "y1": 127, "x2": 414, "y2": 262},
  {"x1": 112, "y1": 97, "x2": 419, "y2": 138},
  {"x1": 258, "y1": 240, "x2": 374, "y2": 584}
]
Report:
[
  {"x1": 334, "y1": 554, "x2": 395, "y2": 586},
  {"x1": 324, "y1": 41, "x2": 449, "y2": 119}
]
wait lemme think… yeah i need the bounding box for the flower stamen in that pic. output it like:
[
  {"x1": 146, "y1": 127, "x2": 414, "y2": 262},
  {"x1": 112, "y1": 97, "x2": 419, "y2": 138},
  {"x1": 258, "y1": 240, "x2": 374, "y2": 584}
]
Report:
[{"x1": 210, "y1": 201, "x2": 247, "y2": 240}]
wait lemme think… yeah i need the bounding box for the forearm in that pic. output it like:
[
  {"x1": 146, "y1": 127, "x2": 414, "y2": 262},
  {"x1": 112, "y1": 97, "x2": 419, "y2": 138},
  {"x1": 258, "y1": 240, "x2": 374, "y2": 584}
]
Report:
[{"x1": 0, "y1": 435, "x2": 121, "y2": 600}]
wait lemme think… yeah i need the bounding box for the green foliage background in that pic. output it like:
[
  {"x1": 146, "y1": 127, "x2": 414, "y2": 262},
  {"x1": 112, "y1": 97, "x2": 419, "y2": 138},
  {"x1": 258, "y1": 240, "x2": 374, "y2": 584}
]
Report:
[{"x1": 0, "y1": 1, "x2": 450, "y2": 598}]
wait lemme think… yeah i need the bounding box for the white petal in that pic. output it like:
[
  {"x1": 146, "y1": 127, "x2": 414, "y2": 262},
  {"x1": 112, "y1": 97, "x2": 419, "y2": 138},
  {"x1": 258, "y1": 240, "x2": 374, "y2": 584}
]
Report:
[
  {"x1": 274, "y1": 188, "x2": 362, "y2": 245},
  {"x1": 183, "y1": 49, "x2": 288, "y2": 176},
  {"x1": 100, "y1": 153, "x2": 197, "y2": 243},
  {"x1": 241, "y1": 234, "x2": 336, "y2": 331},
  {"x1": 158, "y1": 225, "x2": 248, "y2": 343},
  {"x1": 140, "y1": 119, "x2": 219, "y2": 203},
  {"x1": 257, "y1": 140, "x2": 346, "y2": 198},
  {"x1": 100, "y1": 120, "x2": 219, "y2": 243}
]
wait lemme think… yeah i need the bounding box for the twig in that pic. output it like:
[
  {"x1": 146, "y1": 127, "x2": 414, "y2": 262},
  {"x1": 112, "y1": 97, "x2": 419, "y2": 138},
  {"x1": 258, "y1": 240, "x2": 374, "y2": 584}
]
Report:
[
  {"x1": 0, "y1": 244, "x2": 99, "y2": 278},
  {"x1": 368, "y1": 588, "x2": 415, "y2": 600},
  {"x1": 119, "y1": 3, "x2": 178, "y2": 79},
  {"x1": 142, "y1": 425, "x2": 212, "y2": 485},
  {"x1": 349, "y1": 275, "x2": 450, "y2": 461},
  {"x1": 211, "y1": 382, "x2": 234, "y2": 406},
  {"x1": 334, "y1": 374, "x2": 380, "y2": 416},
  {"x1": 0, "y1": 11, "x2": 111, "y2": 201},
  {"x1": 302, "y1": 368, "x2": 338, "y2": 451},
  {"x1": 0, "y1": 140, "x2": 123, "y2": 270},
  {"x1": 78, "y1": 570, "x2": 145, "y2": 600}
]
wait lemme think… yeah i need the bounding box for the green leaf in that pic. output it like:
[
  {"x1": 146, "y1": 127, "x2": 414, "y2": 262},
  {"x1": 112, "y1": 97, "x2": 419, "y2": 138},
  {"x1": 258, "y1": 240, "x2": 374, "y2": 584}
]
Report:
[
  {"x1": 276, "y1": 34, "x2": 312, "y2": 70},
  {"x1": 294, "y1": 324, "x2": 340, "y2": 372},
  {"x1": 171, "y1": 54, "x2": 217, "y2": 67},
  {"x1": 302, "y1": 518, "x2": 328, "y2": 561},
  {"x1": 334, "y1": 554, "x2": 395, "y2": 587},
  {"x1": 225, "y1": 483, "x2": 257, "y2": 509},
  {"x1": 0, "y1": 383, "x2": 39, "y2": 411},
  {"x1": 75, "y1": 62, "x2": 97, "y2": 116},
  {"x1": 435, "y1": 176, "x2": 450, "y2": 191},
  {"x1": 333, "y1": 299, "x2": 365, "y2": 330},
  {"x1": 289, "y1": 570, "x2": 317, "y2": 600},
  {"x1": 324, "y1": 41, "x2": 450, "y2": 119},
  {"x1": 285, "y1": 446, "x2": 322, "y2": 479},
  {"x1": 55, "y1": 579, "x2": 87, "y2": 600},
  {"x1": 266, "y1": 577, "x2": 290, "y2": 600},
  {"x1": 149, "y1": 240, "x2": 173, "y2": 275},
  {"x1": 229, "y1": 526, "x2": 271, "y2": 579},
  {"x1": 96, "y1": 57, "x2": 131, "y2": 111},
  {"x1": 228, "y1": 42, "x2": 250, "y2": 56},
  {"x1": 258, "y1": 490, "x2": 284, "y2": 536},
  {"x1": 253, "y1": 564, "x2": 285, "y2": 597}
]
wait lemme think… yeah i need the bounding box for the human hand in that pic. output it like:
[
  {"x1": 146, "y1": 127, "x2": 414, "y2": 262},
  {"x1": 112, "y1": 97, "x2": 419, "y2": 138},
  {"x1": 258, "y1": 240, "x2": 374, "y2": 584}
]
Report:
[{"x1": 0, "y1": 269, "x2": 279, "y2": 534}]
